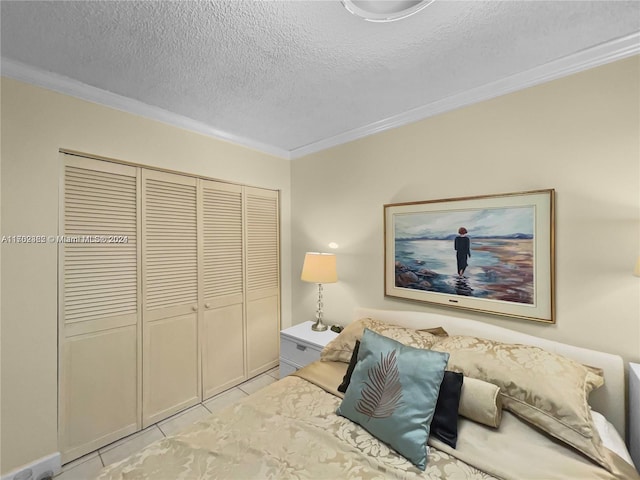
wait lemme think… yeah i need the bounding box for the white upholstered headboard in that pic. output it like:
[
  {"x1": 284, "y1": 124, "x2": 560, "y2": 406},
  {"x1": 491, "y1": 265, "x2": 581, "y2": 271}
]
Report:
[{"x1": 354, "y1": 307, "x2": 626, "y2": 438}]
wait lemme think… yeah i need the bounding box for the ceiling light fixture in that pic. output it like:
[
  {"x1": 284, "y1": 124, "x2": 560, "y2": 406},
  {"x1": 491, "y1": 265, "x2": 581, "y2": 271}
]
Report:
[{"x1": 342, "y1": 0, "x2": 434, "y2": 22}]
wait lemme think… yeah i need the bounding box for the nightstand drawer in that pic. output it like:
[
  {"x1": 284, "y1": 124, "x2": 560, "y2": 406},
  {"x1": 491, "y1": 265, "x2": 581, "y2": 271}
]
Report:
[
  {"x1": 279, "y1": 359, "x2": 299, "y2": 378},
  {"x1": 280, "y1": 337, "x2": 322, "y2": 367}
]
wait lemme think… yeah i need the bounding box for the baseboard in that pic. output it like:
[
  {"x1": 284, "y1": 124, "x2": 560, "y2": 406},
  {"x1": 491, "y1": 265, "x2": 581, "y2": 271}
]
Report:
[{"x1": 1, "y1": 453, "x2": 61, "y2": 480}]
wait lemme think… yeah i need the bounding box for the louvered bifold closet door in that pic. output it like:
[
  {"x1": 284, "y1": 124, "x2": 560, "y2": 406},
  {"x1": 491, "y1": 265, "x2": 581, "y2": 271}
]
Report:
[
  {"x1": 142, "y1": 169, "x2": 200, "y2": 427},
  {"x1": 60, "y1": 155, "x2": 140, "y2": 463},
  {"x1": 200, "y1": 180, "x2": 245, "y2": 400},
  {"x1": 244, "y1": 186, "x2": 280, "y2": 377}
]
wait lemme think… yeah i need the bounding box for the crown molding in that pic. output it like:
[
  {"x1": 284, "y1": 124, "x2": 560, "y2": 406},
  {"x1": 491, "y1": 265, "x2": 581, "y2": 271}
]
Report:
[
  {"x1": 289, "y1": 32, "x2": 640, "y2": 159},
  {"x1": 2, "y1": 32, "x2": 638, "y2": 161},
  {"x1": 0, "y1": 57, "x2": 291, "y2": 160}
]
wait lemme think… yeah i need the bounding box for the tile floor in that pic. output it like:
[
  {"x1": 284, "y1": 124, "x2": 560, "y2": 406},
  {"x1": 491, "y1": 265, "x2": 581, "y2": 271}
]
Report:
[{"x1": 54, "y1": 367, "x2": 280, "y2": 480}]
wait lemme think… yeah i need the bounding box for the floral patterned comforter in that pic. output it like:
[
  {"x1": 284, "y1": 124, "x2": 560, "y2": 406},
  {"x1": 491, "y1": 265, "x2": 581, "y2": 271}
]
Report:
[{"x1": 96, "y1": 362, "x2": 637, "y2": 480}]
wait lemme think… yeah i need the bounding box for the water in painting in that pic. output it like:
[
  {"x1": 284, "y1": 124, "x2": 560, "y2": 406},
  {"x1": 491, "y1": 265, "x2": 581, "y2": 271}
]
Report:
[{"x1": 394, "y1": 206, "x2": 535, "y2": 304}]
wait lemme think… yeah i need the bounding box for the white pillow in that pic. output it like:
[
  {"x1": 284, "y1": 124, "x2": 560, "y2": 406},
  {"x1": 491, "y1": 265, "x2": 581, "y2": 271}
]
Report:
[{"x1": 591, "y1": 410, "x2": 634, "y2": 466}]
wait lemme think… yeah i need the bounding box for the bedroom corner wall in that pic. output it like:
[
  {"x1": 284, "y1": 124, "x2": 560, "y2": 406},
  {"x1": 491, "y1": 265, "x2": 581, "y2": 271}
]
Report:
[
  {"x1": 291, "y1": 55, "x2": 640, "y2": 365},
  {"x1": 0, "y1": 78, "x2": 292, "y2": 475}
]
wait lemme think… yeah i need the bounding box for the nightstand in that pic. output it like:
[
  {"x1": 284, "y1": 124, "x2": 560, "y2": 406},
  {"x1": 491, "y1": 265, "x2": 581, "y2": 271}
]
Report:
[
  {"x1": 630, "y1": 363, "x2": 639, "y2": 470},
  {"x1": 280, "y1": 321, "x2": 339, "y2": 378}
]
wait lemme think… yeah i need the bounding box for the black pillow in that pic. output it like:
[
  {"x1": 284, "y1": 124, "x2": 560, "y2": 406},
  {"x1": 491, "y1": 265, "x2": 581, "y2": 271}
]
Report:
[
  {"x1": 337, "y1": 340, "x2": 360, "y2": 393},
  {"x1": 430, "y1": 371, "x2": 464, "y2": 448}
]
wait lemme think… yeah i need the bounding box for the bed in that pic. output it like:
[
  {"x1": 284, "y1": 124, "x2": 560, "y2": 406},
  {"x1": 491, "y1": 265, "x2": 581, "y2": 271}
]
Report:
[{"x1": 96, "y1": 307, "x2": 639, "y2": 479}]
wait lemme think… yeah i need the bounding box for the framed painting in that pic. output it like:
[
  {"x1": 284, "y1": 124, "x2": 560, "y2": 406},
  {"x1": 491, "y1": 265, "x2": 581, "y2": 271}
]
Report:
[{"x1": 384, "y1": 189, "x2": 555, "y2": 323}]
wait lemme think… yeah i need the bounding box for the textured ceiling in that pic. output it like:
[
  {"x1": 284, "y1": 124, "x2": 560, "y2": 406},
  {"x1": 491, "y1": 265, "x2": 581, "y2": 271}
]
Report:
[{"x1": 2, "y1": 1, "x2": 639, "y2": 157}]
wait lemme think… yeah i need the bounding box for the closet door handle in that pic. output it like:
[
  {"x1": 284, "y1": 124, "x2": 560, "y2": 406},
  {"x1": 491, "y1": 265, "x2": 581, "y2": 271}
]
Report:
[
  {"x1": 192, "y1": 305, "x2": 198, "y2": 312},
  {"x1": 205, "y1": 303, "x2": 211, "y2": 309}
]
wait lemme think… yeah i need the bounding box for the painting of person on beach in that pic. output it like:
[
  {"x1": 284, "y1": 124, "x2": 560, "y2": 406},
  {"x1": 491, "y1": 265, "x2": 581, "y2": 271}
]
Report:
[{"x1": 393, "y1": 206, "x2": 535, "y2": 305}]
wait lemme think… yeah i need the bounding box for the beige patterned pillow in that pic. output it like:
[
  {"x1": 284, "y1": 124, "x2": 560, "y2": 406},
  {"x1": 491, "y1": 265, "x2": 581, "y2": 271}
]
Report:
[
  {"x1": 459, "y1": 377, "x2": 502, "y2": 428},
  {"x1": 431, "y1": 335, "x2": 611, "y2": 470},
  {"x1": 320, "y1": 317, "x2": 439, "y2": 363},
  {"x1": 419, "y1": 326, "x2": 449, "y2": 337}
]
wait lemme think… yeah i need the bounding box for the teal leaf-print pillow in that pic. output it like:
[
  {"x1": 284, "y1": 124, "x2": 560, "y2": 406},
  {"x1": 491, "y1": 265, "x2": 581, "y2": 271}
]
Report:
[
  {"x1": 337, "y1": 329, "x2": 449, "y2": 471},
  {"x1": 355, "y1": 348, "x2": 403, "y2": 419}
]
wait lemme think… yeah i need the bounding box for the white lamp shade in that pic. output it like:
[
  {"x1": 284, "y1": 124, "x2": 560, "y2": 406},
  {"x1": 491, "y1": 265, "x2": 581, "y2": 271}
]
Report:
[{"x1": 301, "y1": 252, "x2": 338, "y2": 284}]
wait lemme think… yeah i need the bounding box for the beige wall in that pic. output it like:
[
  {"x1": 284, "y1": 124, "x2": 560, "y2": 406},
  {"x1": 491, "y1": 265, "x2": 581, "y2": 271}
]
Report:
[
  {"x1": 292, "y1": 56, "x2": 640, "y2": 364},
  {"x1": 0, "y1": 78, "x2": 292, "y2": 474},
  {"x1": 2, "y1": 55, "x2": 639, "y2": 475}
]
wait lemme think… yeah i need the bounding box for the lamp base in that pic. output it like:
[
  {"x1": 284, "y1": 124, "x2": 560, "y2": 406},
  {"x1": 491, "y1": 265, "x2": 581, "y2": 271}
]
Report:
[{"x1": 311, "y1": 320, "x2": 328, "y2": 332}]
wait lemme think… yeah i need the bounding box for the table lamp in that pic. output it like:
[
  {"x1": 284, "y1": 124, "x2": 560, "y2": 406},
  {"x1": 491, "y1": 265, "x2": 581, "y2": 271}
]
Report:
[{"x1": 301, "y1": 252, "x2": 338, "y2": 331}]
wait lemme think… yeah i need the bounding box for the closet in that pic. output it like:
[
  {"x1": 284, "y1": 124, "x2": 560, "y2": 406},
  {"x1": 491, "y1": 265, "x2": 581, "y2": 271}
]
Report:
[{"x1": 59, "y1": 153, "x2": 280, "y2": 462}]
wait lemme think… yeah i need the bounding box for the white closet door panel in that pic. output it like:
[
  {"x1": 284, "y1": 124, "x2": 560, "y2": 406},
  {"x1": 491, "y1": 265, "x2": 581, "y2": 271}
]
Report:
[
  {"x1": 246, "y1": 295, "x2": 279, "y2": 377},
  {"x1": 143, "y1": 314, "x2": 199, "y2": 427},
  {"x1": 202, "y1": 303, "x2": 245, "y2": 400},
  {"x1": 60, "y1": 155, "x2": 140, "y2": 463},
  {"x1": 64, "y1": 164, "x2": 138, "y2": 325},
  {"x1": 143, "y1": 170, "x2": 198, "y2": 313},
  {"x1": 142, "y1": 169, "x2": 200, "y2": 426},
  {"x1": 244, "y1": 187, "x2": 280, "y2": 377},
  {"x1": 201, "y1": 180, "x2": 243, "y2": 300},
  {"x1": 200, "y1": 180, "x2": 245, "y2": 397},
  {"x1": 60, "y1": 325, "x2": 138, "y2": 462},
  {"x1": 245, "y1": 189, "x2": 279, "y2": 294}
]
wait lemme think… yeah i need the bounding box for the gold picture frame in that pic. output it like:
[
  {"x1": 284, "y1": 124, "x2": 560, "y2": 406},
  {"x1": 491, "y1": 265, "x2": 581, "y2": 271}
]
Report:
[{"x1": 384, "y1": 189, "x2": 555, "y2": 323}]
